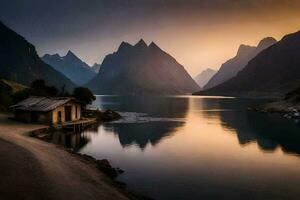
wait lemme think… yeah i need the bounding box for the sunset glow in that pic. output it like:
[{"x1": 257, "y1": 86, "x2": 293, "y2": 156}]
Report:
[{"x1": 1, "y1": 0, "x2": 300, "y2": 76}]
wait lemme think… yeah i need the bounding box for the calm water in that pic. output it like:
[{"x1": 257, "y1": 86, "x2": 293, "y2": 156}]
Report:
[{"x1": 54, "y1": 96, "x2": 300, "y2": 199}]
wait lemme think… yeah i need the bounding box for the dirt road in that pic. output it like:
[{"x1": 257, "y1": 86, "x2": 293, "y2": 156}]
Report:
[{"x1": 0, "y1": 114, "x2": 132, "y2": 200}]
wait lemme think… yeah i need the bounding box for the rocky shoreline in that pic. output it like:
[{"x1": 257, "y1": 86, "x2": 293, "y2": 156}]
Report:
[
  {"x1": 83, "y1": 109, "x2": 122, "y2": 121},
  {"x1": 249, "y1": 100, "x2": 300, "y2": 120}
]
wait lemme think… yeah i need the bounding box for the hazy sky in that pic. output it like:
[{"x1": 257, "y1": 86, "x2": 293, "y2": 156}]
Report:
[{"x1": 1, "y1": 0, "x2": 300, "y2": 76}]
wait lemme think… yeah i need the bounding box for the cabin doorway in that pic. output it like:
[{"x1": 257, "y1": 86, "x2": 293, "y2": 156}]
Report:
[
  {"x1": 57, "y1": 111, "x2": 62, "y2": 123},
  {"x1": 31, "y1": 112, "x2": 38, "y2": 122},
  {"x1": 65, "y1": 106, "x2": 72, "y2": 122}
]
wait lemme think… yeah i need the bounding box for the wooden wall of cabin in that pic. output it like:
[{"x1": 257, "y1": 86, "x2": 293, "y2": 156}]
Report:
[
  {"x1": 52, "y1": 102, "x2": 81, "y2": 124},
  {"x1": 14, "y1": 110, "x2": 52, "y2": 124}
]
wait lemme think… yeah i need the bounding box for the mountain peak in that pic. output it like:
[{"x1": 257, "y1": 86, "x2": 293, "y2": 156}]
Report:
[
  {"x1": 194, "y1": 68, "x2": 217, "y2": 88},
  {"x1": 64, "y1": 50, "x2": 83, "y2": 63},
  {"x1": 203, "y1": 68, "x2": 215, "y2": 73},
  {"x1": 135, "y1": 39, "x2": 147, "y2": 48},
  {"x1": 87, "y1": 39, "x2": 200, "y2": 94},
  {"x1": 118, "y1": 41, "x2": 133, "y2": 52},
  {"x1": 0, "y1": 21, "x2": 75, "y2": 90},
  {"x1": 65, "y1": 50, "x2": 77, "y2": 58},
  {"x1": 42, "y1": 50, "x2": 96, "y2": 85},
  {"x1": 91, "y1": 63, "x2": 101, "y2": 73},
  {"x1": 257, "y1": 37, "x2": 277, "y2": 49},
  {"x1": 42, "y1": 53, "x2": 51, "y2": 58},
  {"x1": 42, "y1": 53, "x2": 61, "y2": 61},
  {"x1": 149, "y1": 41, "x2": 161, "y2": 51},
  {"x1": 237, "y1": 44, "x2": 255, "y2": 56}
]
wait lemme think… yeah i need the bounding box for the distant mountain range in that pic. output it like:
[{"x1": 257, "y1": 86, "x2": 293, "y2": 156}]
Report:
[
  {"x1": 2, "y1": 18, "x2": 299, "y2": 98},
  {"x1": 91, "y1": 63, "x2": 101, "y2": 73},
  {"x1": 194, "y1": 68, "x2": 216, "y2": 88},
  {"x1": 203, "y1": 37, "x2": 277, "y2": 90},
  {"x1": 0, "y1": 21, "x2": 75, "y2": 90},
  {"x1": 87, "y1": 39, "x2": 199, "y2": 95},
  {"x1": 195, "y1": 31, "x2": 300, "y2": 97},
  {"x1": 42, "y1": 51, "x2": 96, "y2": 85}
]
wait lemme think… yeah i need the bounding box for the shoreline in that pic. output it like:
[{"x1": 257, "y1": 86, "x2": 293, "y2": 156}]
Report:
[
  {"x1": 0, "y1": 114, "x2": 145, "y2": 200},
  {"x1": 248, "y1": 100, "x2": 300, "y2": 120},
  {"x1": 28, "y1": 127, "x2": 143, "y2": 197}
]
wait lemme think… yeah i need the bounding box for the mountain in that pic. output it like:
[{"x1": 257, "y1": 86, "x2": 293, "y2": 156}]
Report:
[
  {"x1": 204, "y1": 37, "x2": 277, "y2": 89},
  {"x1": 91, "y1": 63, "x2": 101, "y2": 73},
  {"x1": 195, "y1": 31, "x2": 300, "y2": 97},
  {"x1": 0, "y1": 21, "x2": 75, "y2": 90},
  {"x1": 194, "y1": 68, "x2": 216, "y2": 88},
  {"x1": 87, "y1": 39, "x2": 200, "y2": 95},
  {"x1": 42, "y1": 51, "x2": 96, "y2": 85}
]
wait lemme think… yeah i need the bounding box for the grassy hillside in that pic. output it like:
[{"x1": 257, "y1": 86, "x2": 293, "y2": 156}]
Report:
[
  {"x1": 0, "y1": 79, "x2": 27, "y2": 93},
  {"x1": 0, "y1": 79, "x2": 27, "y2": 112}
]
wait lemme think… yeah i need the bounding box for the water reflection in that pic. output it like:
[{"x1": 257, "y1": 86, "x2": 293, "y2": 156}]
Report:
[
  {"x1": 89, "y1": 95, "x2": 189, "y2": 149},
  {"x1": 47, "y1": 129, "x2": 92, "y2": 151},
  {"x1": 91, "y1": 95, "x2": 189, "y2": 118},
  {"x1": 104, "y1": 121, "x2": 184, "y2": 149},
  {"x1": 53, "y1": 96, "x2": 300, "y2": 156},
  {"x1": 201, "y1": 99, "x2": 300, "y2": 155},
  {"x1": 45, "y1": 96, "x2": 300, "y2": 200}
]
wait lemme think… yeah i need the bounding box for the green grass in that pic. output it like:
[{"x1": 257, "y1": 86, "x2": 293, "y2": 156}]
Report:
[{"x1": 0, "y1": 79, "x2": 27, "y2": 94}]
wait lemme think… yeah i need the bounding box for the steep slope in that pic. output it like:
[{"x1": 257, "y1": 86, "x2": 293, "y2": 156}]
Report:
[
  {"x1": 195, "y1": 30, "x2": 300, "y2": 97},
  {"x1": 87, "y1": 40, "x2": 199, "y2": 95},
  {"x1": 0, "y1": 21, "x2": 75, "y2": 91},
  {"x1": 91, "y1": 63, "x2": 101, "y2": 73},
  {"x1": 204, "y1": 37, "x2": 277, "y2": 89},
  {"x1": 194, "y1": 68, "x2": 216, "y2": 88},
  {"x1": 42, "y1": 51, "x2": 96, "y2": 85},
  {"x1": 0, "y1": 79, "x2": 27, "y2": 111},
  {"x1": 0, "y1": 79, "x2": 27, "y2": 93}
]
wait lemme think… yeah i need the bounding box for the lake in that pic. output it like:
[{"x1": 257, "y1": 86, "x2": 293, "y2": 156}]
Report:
[{"x1": 55, "y1": 96, "x2": 300, "y2": 199}]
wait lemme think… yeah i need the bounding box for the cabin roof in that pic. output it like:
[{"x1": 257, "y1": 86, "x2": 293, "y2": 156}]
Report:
[{"x1": 11, "y1": 96, "x2": 78, "y2": 112}]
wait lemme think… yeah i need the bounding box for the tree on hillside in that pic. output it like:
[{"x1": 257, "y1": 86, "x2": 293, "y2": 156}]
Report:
[
  {"x1": 12, "y1": 80, "x2": 96, "y2": 109},
  {"x1": 30, "y1": 79, "x2": 58, "y2": 97},
  {"x1": 0, "y1": 82, "x2": 13, "y2": 111},
  {"x1": 13, "y1": 79, "x2": 59, "y2": 103},
  {"x1": 72, "y1": 87, "x2": 96, "y2": 109}
]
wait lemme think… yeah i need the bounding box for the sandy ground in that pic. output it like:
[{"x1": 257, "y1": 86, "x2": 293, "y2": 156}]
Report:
[{"x1": 0, "y1": 114, "x2": 132, "y2": 200}]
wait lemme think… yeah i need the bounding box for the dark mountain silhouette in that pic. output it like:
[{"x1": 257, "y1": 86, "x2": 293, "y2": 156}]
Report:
[
  {"x1": 204, "y1": 37, "x2": 277, "y2": 89},
  {"x1": 196, "y1": 31, "x2": 300, "y2": 97},
  {"x1": 91, "y1": 63, "x2": 101, "y2": 73},
  {"x1": 86, "y1": 39, "x2": 199, "y2": 94},
  {"x1": 0, "y1": 21, "x2": 75, "y2": 90},
  {"x1": 194, "y1": 68, "x2": 216, "y2": 88},
  {"x1": 42, "y1": 51, "x2": 96, "y2": 85}
]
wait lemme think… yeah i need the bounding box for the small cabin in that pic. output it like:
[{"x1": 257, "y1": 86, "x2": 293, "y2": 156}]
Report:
[{"x1": 11, "y1": 97, "x2": 81, "y2": 125}]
